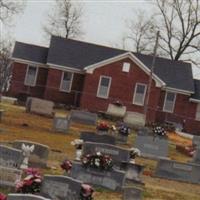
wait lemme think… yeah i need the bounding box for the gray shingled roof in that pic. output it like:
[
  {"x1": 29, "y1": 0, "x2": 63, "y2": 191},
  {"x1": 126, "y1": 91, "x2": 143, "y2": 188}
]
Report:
[
  {"x1": 12, "y1": 42, "x2": 48, "y2": 64},
  {"x1": 191, "y1": 79, "x2": 200, "y2": 100},
  {"x1": 47, "y1": 36, "x2": 125, "y2": 68},
  {"x1": 12, "y1": 36, "x2": 195, "y2": 93}
]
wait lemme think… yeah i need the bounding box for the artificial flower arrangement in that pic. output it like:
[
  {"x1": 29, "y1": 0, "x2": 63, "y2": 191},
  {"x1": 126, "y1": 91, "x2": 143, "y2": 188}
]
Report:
[
  {"x1": 153, "y1": 125, "x2": 166, "y2": 137},
  {"x1": 15, "y1": 168, "x2": 42, "y2": 194},
  {"x1": 82, "y1": 152, "x2": 113, "y2": 170},
  {"x1": 118, "y1": 123, "x2": 131, "y2": 136},
  {"x1": 96, "y1": 121, "x2": 110, "y2": 131},
  {"x1": 0, "y1": 193, "x2": 6, "y2": 200},
  {"x1": 60, "y1": 159, "x2": 73, "y2": 174}
]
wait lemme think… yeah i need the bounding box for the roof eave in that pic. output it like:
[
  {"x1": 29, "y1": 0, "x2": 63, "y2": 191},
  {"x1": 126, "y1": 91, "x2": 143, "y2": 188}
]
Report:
[
  {"x1": 189, "y1": 98, "x2": 200, "y2": 103},
  {"x1": 163, "y1": 86, "x2": 194, "y2": 95}
]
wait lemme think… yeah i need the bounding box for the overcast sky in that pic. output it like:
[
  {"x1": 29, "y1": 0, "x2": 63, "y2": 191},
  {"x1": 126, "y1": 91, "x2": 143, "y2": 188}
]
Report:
[{"x1": 3, "y1": 0, "x2": 200, "y2": 78}]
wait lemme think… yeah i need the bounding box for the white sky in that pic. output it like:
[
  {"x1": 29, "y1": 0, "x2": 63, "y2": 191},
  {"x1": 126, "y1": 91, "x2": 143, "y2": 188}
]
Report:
[{"x1": 3, "y1": 0, "x2": 200, "y2": 78}]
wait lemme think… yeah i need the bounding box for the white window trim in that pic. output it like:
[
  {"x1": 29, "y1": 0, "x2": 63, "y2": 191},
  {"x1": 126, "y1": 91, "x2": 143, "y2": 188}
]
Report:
[
  {"x1": 163, "y1": 91, "x2": 176, "y2": 113},
  {"x1": 59, "y1": 71, "x2": 74, "y2": 93},
  {"x1": 122, "y1": 62, "x2": 130, "y2": 72},
  {"x1": 132, "y1": 83, "x2": 147, "y2": 106},
  {"x1": 24, "y1": 65, "x2": 38, "y2": 87},
  {"x1": 97, "y1": 75, "x2": 112, "y2": 99},
  {"x1": 196, "y1": 103, "x2": 200, "y2": 121}
]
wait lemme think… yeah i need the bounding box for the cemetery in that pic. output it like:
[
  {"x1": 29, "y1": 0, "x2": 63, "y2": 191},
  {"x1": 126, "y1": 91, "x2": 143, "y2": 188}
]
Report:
[{"x1": 0, "y1": 101, "x2": 200, "y2": 200}]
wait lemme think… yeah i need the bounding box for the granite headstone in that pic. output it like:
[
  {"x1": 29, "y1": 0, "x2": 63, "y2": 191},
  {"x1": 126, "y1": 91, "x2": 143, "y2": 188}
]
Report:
[{"x1": 7, "y1": 194, "x2": 50, "y2": 200}]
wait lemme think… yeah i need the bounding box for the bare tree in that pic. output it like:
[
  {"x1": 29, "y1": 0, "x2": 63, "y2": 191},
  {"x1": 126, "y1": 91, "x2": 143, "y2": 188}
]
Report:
[
  {"x1": 0, "y1": 0, "x2": 25, "y2": 25},
  {"x1": 43, "y1": 0, "x2": 84, "y2": 39},
  {"x1": 0, "y1": 40, "x2": 12, "y2": 100},
  {"x1": 124, "y1": 0, "x2": 200, "y2": 63}
]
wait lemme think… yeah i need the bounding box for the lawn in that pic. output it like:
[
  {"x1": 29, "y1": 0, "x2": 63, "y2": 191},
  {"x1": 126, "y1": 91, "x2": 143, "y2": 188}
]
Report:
[{"x1": 0, "y1": 103, "x2": 200, "y2": 199}]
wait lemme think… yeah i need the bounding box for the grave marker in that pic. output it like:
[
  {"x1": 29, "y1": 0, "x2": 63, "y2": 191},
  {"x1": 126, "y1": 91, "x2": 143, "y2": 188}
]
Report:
[
  {"x1": 41, "y1": 175, "x2": 82, "y2": 200},
  {"x1": 13, "y1": 140, "x2": 49, "y2": 168},
  {"x1": 106, "y1": 103, "x2": 126, "y2": 118},
  {"x1": 134, "y1": 135, "x2": 168, "y2": 159},
  {"x1": 80, "y1": 132, "x2": 116, "y2": 145},
  {"x1": 53, "y1": 116, "x2": 69, "y2": 133},
  {"x1": 69, "y1": 110, "x2": 97, "y2": 125},
  {"x1": 192, "y1": 148, "x2": 200, "y2": 164},
  {"x1": 26, "y1": 97, "x2": 54, "y2": 117},
  {"x1": 155, "y1": 159, "x2": 200, "y2": 184},
  {"x1": 0, "y1": 166, "x2": 22, "y2": 187},
  {"x1": 70, "y1": 162, "x2": 125, "y2": 191},
  {"x1": 193, "y1": 135, "x2": 200, "y2": 147},
  {"x1": 123, "y1": 187, "x2": 143, "y2": 200},
  {"x1": 83, "y1": 142, "x2": 130, "y2": 165},
  {"x1": 0, "y1": 145, "x2": 23, "y2": 168},
  {"x1": 7, "y1": 194, "x2": 50, "y2": 200}
]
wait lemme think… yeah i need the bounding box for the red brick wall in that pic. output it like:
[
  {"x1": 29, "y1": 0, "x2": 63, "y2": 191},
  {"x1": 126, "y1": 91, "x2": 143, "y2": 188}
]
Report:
[
  {"x1": 9, "y1": 62, "x2": 48, "y2": 100},
  {"x1": 44, "y1": 68, "x2": 85, "y2": 105},
  {"x1": 156, "y1": 91, "x2": 200, "y2": 134},
  {"x1": 80, "y1": 58, "x2": 160, "y2": 121}
]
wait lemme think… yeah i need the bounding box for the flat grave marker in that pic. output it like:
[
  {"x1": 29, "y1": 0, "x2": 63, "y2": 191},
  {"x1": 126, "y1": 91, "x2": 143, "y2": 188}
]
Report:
[
  {"x1": 134, "y1": 135, "x2": 168, "y2": 159},
  {"x1": 69, "y1": 110, "x2": 97, "y2": 125},
  {"x1": 155, "y1": 159, "x2": 200, "y2": 184},
  {"x1": 41, "y1": 175, "x2": 82, "y2": 200},
  {"x1": 70, "y1": 161, "x2": 125, "y2": 191},
  {"x1": 123, "y1": 186, "x2": 143, "y2": 200},
  {"x1": 0, "y1": 166, "x2": 22, "y2": 187},
  {"x1": 80, "y1": 131, "x2": 116, "y2": 145},
  {"x1": 7, "y1": 194, "x2": 50, "y2": 200}
]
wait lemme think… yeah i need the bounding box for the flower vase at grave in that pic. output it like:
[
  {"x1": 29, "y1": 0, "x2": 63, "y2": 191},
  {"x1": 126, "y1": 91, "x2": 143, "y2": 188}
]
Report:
[{"x1": 20, "y1": 144, "x2": 35, "y2": 169}]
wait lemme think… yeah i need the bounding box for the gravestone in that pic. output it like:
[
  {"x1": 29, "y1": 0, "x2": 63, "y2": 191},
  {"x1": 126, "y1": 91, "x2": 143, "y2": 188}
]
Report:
[
  {"x1": 135, "y1": 135, "x2": 168, "y2": 159},
  {"x1": 155, "y1": 159, "x2": 200, "y2": 184},
  {"x1": 7, "y1": 194, "x2": 50, "y2": 200},
  {"x1": 41, "y1": 175, "x2": 82, "y2": 200},
  {"x1": 70, "y1": 161, "x2": 125, "y2": 191},
  {"x1": 69, "y1": 110, "x2": 97, "y2": 125},
  {"x1": 0, "y1": 145, "x2": 23, "y2": 168},
  {"x1": 137, "y1": 127, "x2": 151, "y2": 136},
  {"x1": 193, "y1": 135, "x2": 200, "y2": 147},
  {"x1": 0, "y1": 166, "x2": 22, "y2": 187},
  {"x1": 106, "y1": 103, "x2": 126, "y2": 118},
  {"x1": 53, "y1": 116, "x2": 69, "y2": 133},
  {"x1": 192, "y1": 148, "x2": 200, "y2": 164},
  {"x1": 120, "y1": 162, "x2": 144, "y2": 184},
  {"x1": 123, "y1": 187, "x2": 143, "y2": 200},
  {"x1": 26, "y1": 97, "x2": 54, "y2": 117},
  {"x1": 83, "y1": 142, "x2": 130, "y2": 165},
  {"x1": 123, "y1": 112, "x2": 145, "y2": 127},
  {"x1": 13, "y1": 140, "x2": 49, "y2": 168},
  {"x1": 116, "y1": 134, "x2": 128, "y2": 144},
  {"x1": 80, "y1": 131, "x2": 116, "y2": 145}
]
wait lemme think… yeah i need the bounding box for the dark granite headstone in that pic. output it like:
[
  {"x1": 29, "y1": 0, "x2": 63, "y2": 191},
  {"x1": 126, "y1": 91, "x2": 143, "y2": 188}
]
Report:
[
  {"x1": 70, "y1": 161, "x2": 125, "y2": 191},
  {"x1": 13, "y1": 140, "x2": 49, "y2": 168},
  {"x1": 123, "y1": 187, "x2": 143, "y2": 200},
  {"x1": 83, "y1": 142, "x2": 130, "y2": 165},
  {"x1": 155, "y1": 159, "x2": 200, "y2": 184},
  {"x1": 80, "y1": 132, "x2": 116, "y2": 145},
  {"x1": 41, "y1": 175, "x2": 82, "y2": 200},
  {"x1": 69, "y1": 110, "x2": 97, "y2": 125},
  {"x1": 0, "y1": 145, "x2": 23, "y2": 168},
  {"x1": 135, "y1": 135, "x2": 168, "y2": 159},
  {"x1": 53, "y1": 116, "x2": 69, "y2": 133},
  {"x1": 7, "y1": 194, "x2": 50, "y2": 200},
  {"x1": 120, "y1": 162, "x2": 144, "y2": 184},
  {"x1": 137, "y1": 127, "x2": 151, "y2": 136}
]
